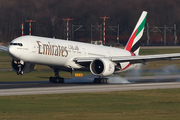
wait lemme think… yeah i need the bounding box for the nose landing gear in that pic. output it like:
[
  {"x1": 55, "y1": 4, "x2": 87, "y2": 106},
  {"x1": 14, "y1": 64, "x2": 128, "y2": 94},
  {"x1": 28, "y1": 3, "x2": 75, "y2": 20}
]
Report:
[{"x1": 16, "y1": 60, "x2": 24, "y2": 75}]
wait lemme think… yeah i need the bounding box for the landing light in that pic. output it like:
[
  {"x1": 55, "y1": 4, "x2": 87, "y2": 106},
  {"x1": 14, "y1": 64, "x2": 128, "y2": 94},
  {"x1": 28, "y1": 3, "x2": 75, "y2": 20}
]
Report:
[{"x1": 75, "y1": 73, "x2": 83, "y2": 77}]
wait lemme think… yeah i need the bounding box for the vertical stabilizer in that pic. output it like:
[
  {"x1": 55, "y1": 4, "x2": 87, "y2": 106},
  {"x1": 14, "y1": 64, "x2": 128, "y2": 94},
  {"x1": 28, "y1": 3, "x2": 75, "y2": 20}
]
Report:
[{"x1": 125, "y1": 11, "x2": 147, "y2": 55}]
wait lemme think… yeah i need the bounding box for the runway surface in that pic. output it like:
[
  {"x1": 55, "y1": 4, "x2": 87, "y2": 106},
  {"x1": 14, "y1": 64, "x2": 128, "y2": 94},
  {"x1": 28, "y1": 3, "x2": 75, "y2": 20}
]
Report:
[
  {"x1": 0, "y1": 82, "x2": 180, "y2": 96},
  {"x1": 0, "y1": 75, "x2": 180, "y2": 96}
]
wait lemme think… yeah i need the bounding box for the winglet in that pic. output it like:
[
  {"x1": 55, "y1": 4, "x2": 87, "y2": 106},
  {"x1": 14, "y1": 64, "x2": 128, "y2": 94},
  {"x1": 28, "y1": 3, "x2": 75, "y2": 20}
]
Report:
[{"x1": 125, "y1": 11, "x2": 147, "y2": 55}]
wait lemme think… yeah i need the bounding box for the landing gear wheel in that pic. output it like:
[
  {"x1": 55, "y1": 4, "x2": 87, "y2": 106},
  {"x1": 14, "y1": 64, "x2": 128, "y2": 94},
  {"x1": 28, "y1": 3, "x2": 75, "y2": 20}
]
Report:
[
  {"x1": 49, "y1": 77, "x2": 53, "y2": 82},
  {"x1": 94, "y1": 78, "x2": 109, "y2": 84},
  {"x1": 16, "y1": 60, "x2": 24, "y2": 75},
  {"x1": 49, "y1": 77, "x2": 64, "y2": 83},
  {"x1": 17, "y1": 71, "x2": 20, "y2": 75},
  {"x1": 49, "y1": 68, "x2": 65, "y2": 83},
  {"x1": 17, "y1": 71, "x2": 24, "y2": 75},
  {"x1": 94, "y1": 78, "x2": 98, "y2": 83},
  {"x1": 20, "y1": 71, "x2": 23, "y2": 75}
]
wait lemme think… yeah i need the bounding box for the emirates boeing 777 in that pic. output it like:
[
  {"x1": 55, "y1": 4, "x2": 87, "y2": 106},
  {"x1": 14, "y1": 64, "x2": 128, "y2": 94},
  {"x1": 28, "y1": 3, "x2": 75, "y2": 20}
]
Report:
[{"x1": 1, "y1": 11, "x2": 180, "y2": 83}]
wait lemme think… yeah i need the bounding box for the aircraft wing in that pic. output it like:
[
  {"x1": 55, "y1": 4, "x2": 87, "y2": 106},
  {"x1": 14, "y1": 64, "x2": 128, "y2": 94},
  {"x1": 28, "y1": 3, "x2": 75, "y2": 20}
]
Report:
[
  {"x1": 111, "y1": 53, "x2": 180, "y2": 65},
  {"x1": 0, "y1": 45, "x2": 8, "y2": 52},
  {"x1": 74, "y1": 53, "x2": 180, "y2": 65}
]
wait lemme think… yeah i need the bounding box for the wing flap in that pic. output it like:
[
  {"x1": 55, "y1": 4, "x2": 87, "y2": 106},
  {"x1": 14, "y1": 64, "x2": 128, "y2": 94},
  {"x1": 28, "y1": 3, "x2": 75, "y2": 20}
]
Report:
[
  {"x1": 0, "y1": 45, "x2": 8, "y2": 52},
  {"x1": 74, "y1": 57, "x2": 96, "y2": 63}
]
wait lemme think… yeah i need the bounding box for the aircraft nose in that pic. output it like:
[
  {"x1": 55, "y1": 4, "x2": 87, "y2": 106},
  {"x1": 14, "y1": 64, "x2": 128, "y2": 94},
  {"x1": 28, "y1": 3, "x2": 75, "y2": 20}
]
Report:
[{"x1": 8, "y1": 46, "x2": 17, "y2": 58}]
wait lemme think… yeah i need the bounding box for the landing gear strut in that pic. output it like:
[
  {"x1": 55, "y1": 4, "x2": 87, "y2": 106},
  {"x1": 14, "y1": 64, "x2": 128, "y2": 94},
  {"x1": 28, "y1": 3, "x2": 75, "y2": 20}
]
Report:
[
  {"x1": 16, "y1": 60, "x2": 24, "y2": 75},
  {"x1": 94, "y1": 78, "x2": 109, "y2": 84},
  {"x1": 49, "y1": 68, "x2": 64, "y2": 83}
]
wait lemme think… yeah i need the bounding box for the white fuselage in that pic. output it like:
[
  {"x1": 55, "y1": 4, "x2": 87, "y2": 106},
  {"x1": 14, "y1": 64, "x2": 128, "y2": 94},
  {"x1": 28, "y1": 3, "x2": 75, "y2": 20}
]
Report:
[{"x1": 8, "y1": 36, "x2": 137, "y2": 73}]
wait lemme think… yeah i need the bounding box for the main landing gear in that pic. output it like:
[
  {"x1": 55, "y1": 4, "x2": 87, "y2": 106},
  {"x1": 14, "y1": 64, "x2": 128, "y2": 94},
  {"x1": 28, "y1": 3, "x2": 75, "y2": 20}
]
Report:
[
  {"x1": 94, "y1": 78, "x2": 109, "y2": 84},
  {"x1": 49, "y1": 68, "x2": 64, "y2": 83}
]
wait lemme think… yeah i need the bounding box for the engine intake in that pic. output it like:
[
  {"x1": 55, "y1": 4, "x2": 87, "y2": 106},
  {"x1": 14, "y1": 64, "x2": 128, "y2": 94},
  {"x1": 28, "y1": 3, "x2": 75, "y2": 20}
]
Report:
[{"x1": 90, "y1": 58, "x2": 115, "y2": 76}]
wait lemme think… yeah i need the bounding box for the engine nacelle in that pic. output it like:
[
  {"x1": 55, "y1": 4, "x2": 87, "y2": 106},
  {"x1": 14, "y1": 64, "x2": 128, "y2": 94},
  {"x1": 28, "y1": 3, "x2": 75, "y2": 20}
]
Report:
[
  {"x1": 11, "y1": 59, "x2": 35, "y2": 74},
  {"x1": 90, "y1": 58, "x2": 115, "y2": 76}
]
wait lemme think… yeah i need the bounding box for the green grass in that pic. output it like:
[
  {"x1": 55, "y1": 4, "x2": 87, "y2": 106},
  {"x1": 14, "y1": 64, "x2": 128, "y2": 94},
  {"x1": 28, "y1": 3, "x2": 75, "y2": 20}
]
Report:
[
  {"x1": 0, "y1": 71, "x2": 53, "y2": 82},
  {"x1": 139, "y1": 49, "x2": 180, "y2": 55},
  {"x1": 0, "y1": 51, "x2": 9, "y2": 57},
  {"x1": 0, "y1": 71, "x2": 91, "y2": 82},
  {"x1": 0, "y1": 89, "x2": 180, "y2": 120}
]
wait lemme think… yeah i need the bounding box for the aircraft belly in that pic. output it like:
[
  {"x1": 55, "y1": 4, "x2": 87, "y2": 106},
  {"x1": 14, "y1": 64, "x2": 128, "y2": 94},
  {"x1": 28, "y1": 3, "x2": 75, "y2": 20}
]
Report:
[{"x1": 21, "y1": 52, "x2": 67, "y2": 67}]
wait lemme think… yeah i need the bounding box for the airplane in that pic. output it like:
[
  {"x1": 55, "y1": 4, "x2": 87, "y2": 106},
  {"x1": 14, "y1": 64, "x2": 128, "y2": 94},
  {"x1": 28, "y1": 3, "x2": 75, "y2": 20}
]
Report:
[{"x1": 0, "y1": 11, "x2": 180, "y2": 84}]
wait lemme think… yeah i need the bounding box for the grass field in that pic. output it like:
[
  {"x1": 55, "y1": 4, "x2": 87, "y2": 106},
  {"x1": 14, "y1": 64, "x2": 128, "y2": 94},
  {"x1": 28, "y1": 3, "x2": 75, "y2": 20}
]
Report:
[
  {"x1": 0, "y1": 89, "x2": 180, "y2": 120},
  {"x1": 139, "y1": 48, "x2": 180, "y2": 55},
  {"x1": 0, "y1": 71, "x2": 91, "y2": 82}
]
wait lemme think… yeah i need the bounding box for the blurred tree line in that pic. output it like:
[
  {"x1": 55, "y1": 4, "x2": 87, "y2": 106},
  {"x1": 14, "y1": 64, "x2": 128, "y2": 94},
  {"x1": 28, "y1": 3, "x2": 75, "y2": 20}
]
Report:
[{"x1": 0, "y1": 0, "x2": 180, "y2": 45}]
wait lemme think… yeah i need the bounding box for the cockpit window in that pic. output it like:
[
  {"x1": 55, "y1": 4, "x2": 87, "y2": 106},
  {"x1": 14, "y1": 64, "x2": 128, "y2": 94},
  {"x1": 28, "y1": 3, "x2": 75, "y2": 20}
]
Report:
[
  {"x1": 18, "y1": 43, "x2": 23, "y2": 46},
  {"x1": 10, "y1": 43, "x2": 23, "y2": 46}
]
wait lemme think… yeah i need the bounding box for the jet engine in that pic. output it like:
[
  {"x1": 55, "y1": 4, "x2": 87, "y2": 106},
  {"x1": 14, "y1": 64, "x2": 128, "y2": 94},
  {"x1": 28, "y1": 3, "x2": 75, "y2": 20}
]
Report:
[
  {"x1": 90, "y1": 58, "x2": 115, "y2": 76},
  {"x1": 11, "y1": 59, "x2": 35, "y2": 74}
]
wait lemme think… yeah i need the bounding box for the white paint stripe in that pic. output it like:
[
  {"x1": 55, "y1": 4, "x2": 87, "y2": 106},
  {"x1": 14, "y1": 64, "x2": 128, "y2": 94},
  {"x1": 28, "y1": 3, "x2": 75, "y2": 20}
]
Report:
[{"x1": 0, "y1": 82, "x2": 180, "y2": 96}]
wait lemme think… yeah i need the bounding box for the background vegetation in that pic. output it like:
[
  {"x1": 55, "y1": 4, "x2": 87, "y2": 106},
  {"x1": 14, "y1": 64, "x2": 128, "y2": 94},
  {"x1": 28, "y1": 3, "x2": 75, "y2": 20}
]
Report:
[
  {"x1": 1, "y1": 89, "x2": 180, "y2": 120},
  {"x1": 0, "y1": 0, "x2": 180, "y2": 45}
]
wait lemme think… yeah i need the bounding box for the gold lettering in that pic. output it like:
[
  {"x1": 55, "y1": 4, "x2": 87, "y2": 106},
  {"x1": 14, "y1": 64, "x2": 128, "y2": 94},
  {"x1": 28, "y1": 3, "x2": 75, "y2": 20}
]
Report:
[
  {"x1": 62, "y1": 46, "x2": 68, "y2": 57},
  {"x1": 58, "y1": 45, "x2": 62, "y2": 56},
  {"x1": 51, "y1": 45, "x2": 55, "y2": 56},
  {"x1": 48, "y1": 43, "x2": 53, "y2": 55},
  {"x1": 54, "y1": 45, "x2": 58, "y2": 56},
  {"x1": 75, "y1": 46, "x2": 79, "y2": 50},
  {"x1": 36, "y1": 41, "x2": 42, "y2": 54},
  {"x1": 37, "y1": 41, "x2": 69, "y2": 57},
  {"x1": 43, "y1": 44, "x2": 48, "y2": 55},
  {"x1": 61, "y1": 46, "x2": 65, "y2": 57},
  {"x1": 64, "y1": 48, "x2": 68, "y2": 57},
  {"x1": 68, "y1": 45, "x2": 73, "y2": 49}
]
